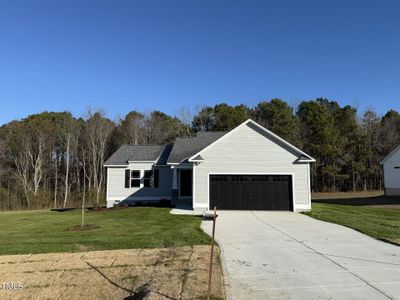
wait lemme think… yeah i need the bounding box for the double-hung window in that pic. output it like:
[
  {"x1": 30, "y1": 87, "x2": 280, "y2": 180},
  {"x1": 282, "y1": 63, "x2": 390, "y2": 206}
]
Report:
[
  {"x1": 130, "y1": 170, "x2": 141, "y2": 187},
  {"x1": 144, "y1": 170, "x2": 160, "y2": 187},
  {"x1": 125, "y1": 169, "x2": 159, "y2": 188},
  {"x1": 143, "y1": 170, "x2": 153, "y2": 187}
]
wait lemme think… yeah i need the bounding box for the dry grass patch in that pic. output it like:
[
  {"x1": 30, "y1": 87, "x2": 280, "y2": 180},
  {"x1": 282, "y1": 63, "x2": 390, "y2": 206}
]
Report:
[{"x1": 0, "y1": 246, "x2": 224, "y2": 300}]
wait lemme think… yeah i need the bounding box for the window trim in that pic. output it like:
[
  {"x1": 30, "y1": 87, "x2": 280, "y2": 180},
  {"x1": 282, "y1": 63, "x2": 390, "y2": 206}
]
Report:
[
  {"x1": 130, "y1": 170, "x2": 141, "y2": 188},
  {"x1": 127, "y1": 169, "x2": 159, "y2": 189}
]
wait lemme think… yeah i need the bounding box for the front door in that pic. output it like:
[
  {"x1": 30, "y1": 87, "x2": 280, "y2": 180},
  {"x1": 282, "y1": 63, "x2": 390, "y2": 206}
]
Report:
[{"x1": 179, "y1": 169, "x2": 192, "y2": 197}]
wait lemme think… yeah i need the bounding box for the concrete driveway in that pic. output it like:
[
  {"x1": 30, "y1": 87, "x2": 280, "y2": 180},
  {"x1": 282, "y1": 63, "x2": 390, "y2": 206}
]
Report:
[{"x1": 201, "y1": 211, "x2": 400, "y2": 300}]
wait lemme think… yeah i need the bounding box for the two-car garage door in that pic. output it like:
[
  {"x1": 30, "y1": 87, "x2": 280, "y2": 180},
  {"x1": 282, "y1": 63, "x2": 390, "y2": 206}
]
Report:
[{"x1": 209, "y1": 175, "x2": 293, "y2": 211}]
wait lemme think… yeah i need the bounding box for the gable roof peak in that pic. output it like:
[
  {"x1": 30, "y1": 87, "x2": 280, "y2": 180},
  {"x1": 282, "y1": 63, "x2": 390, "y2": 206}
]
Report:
[
  {"x1": 188, "y1": 118, "x2": 316, "y2": 163},
  {"x1": 381, "y1": 144, "x2": 400, "y2": 164}
]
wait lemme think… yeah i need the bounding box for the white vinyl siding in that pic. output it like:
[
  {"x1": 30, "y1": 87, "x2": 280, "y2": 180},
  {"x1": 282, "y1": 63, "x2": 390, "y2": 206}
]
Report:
[
  {"x1": 193, "y1": 123, "x2": 311, "y2": 211},
  {"x1": 383, "y1": 147, "x2": 400, "y2": 195},
  {"x1": 106, "y1": 162, "x2": 172, "y2": 206}
]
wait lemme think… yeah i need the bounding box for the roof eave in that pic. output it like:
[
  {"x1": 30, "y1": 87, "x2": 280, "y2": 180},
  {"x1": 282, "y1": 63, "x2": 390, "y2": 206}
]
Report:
[
  {"x1": 297, "y1": 158, "x2": 316, "y2": 163},
  {"x1": 381, "y1": 144, "x2": 400, "y2": 164}
]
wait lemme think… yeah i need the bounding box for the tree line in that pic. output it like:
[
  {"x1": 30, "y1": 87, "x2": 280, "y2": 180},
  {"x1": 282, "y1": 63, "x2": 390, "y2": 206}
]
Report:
[{"x1": 0, "y1": 98, "x2": 399, "y2": 210}]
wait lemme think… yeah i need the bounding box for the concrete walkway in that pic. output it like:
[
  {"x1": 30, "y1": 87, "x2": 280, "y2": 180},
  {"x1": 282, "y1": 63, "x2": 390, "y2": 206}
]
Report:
[{"x1": 201, "y1": 211, "x2": 400, "y2": 300}]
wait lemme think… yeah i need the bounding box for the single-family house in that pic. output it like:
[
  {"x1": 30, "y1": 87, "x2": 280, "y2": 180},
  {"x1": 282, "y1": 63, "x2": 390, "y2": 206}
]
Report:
[
  {"x1": 104, "y1": 119, "x2": 315, "y2": 212},
  {"x1": 381, "y1": 144, "x2": 400, "y2": 196}
]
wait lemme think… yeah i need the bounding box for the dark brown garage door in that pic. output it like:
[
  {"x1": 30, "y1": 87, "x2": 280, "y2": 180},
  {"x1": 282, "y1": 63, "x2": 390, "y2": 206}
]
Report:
[{"x1": 209, "y1": 175, "x2": 293, "y2": 210}]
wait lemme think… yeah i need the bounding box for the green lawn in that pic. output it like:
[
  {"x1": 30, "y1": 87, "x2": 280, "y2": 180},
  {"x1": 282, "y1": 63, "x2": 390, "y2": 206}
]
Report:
[
  {"x1": 305, "y1": 203, "x2": 400, "y2": 245},
  {"x1": 0, "y1": 207, "x2": 211, "y2": 255}
]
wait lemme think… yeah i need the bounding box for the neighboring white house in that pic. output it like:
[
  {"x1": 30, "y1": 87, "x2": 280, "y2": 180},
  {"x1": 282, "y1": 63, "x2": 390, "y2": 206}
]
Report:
[
  {"x1": 104, "y1": 119, "x2": 315, "y2": 212},
  {"x1": 381, "y1": 144, "x2": 400, "y2": 196}
]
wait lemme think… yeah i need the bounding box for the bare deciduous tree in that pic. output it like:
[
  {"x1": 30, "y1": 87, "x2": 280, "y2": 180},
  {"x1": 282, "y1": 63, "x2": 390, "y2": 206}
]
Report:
[
  {"x1": 84, "y1": 109, "x2": 115, "y2": 205},
  {"x1": 10, "y1": 136, "x2": 32, "y2": 208},
  {"x1": 176, "y1": 106, "x2": 193, "y2": 137},
  {"x1": 62, "y1": 113, "x2": 79, "y2": 208},
  {"x1": 29, "y1": 133, "x2": 46, "y2": 198}
]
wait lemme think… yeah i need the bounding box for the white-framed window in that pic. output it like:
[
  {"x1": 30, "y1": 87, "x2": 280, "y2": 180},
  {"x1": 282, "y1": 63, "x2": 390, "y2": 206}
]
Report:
[
  {"x1": 125, "y1": 169, "x2": 159, "y2": 189},
  {"x1": 130, "y1": 170, "x2": 141, "y2": 187}
]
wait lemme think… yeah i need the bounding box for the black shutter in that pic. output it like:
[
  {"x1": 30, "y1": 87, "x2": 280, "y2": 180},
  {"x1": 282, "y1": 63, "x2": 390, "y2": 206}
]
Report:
[
  {"x1": 154, "y1": 169, "x2": 159, "y2": 188},
  {"x1": 125, "y1": 169, "x2": 130, "y2": 188}
]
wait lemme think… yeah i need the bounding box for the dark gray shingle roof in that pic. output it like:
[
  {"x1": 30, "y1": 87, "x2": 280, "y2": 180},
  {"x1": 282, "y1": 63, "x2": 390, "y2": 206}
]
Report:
[
  {"x1": 167, "y1": 132, "x2": 226, "y2": 164},
  {"x1": 156, "y1": 144, "x2": 174, "y2": 165},
  {"x1": 104, "y1": 132, "x2": 226, "y2": 166},
  {"x1": 104, "y1": 145, "x2": 166, "y2": 165}
]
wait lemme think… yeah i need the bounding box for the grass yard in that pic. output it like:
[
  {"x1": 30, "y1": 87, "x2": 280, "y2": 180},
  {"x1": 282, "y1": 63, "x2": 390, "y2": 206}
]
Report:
[
  {"x1": 306, "y1": 193, "x2": 400, "y2": 245},
  {"x1": 0, "y1": 207, "x2": 211, "y2": 255}
]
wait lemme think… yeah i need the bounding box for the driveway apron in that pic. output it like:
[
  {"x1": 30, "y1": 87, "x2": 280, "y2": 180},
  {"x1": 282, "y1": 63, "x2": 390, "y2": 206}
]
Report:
[{"x1": 202, "y1": 211, "x2": 400, "y2": 300}]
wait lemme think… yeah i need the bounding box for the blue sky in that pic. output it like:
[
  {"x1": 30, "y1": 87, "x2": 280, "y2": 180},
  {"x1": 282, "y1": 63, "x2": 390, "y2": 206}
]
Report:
[{"x1": 0, "y1": 0, "x2": 399, "y2": 125}]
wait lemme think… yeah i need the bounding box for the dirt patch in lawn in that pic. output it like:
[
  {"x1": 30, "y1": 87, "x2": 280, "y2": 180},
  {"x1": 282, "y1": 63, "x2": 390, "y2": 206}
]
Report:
[{"x1": 0, "y1": 246, "x2": 224, "y2": 300}]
